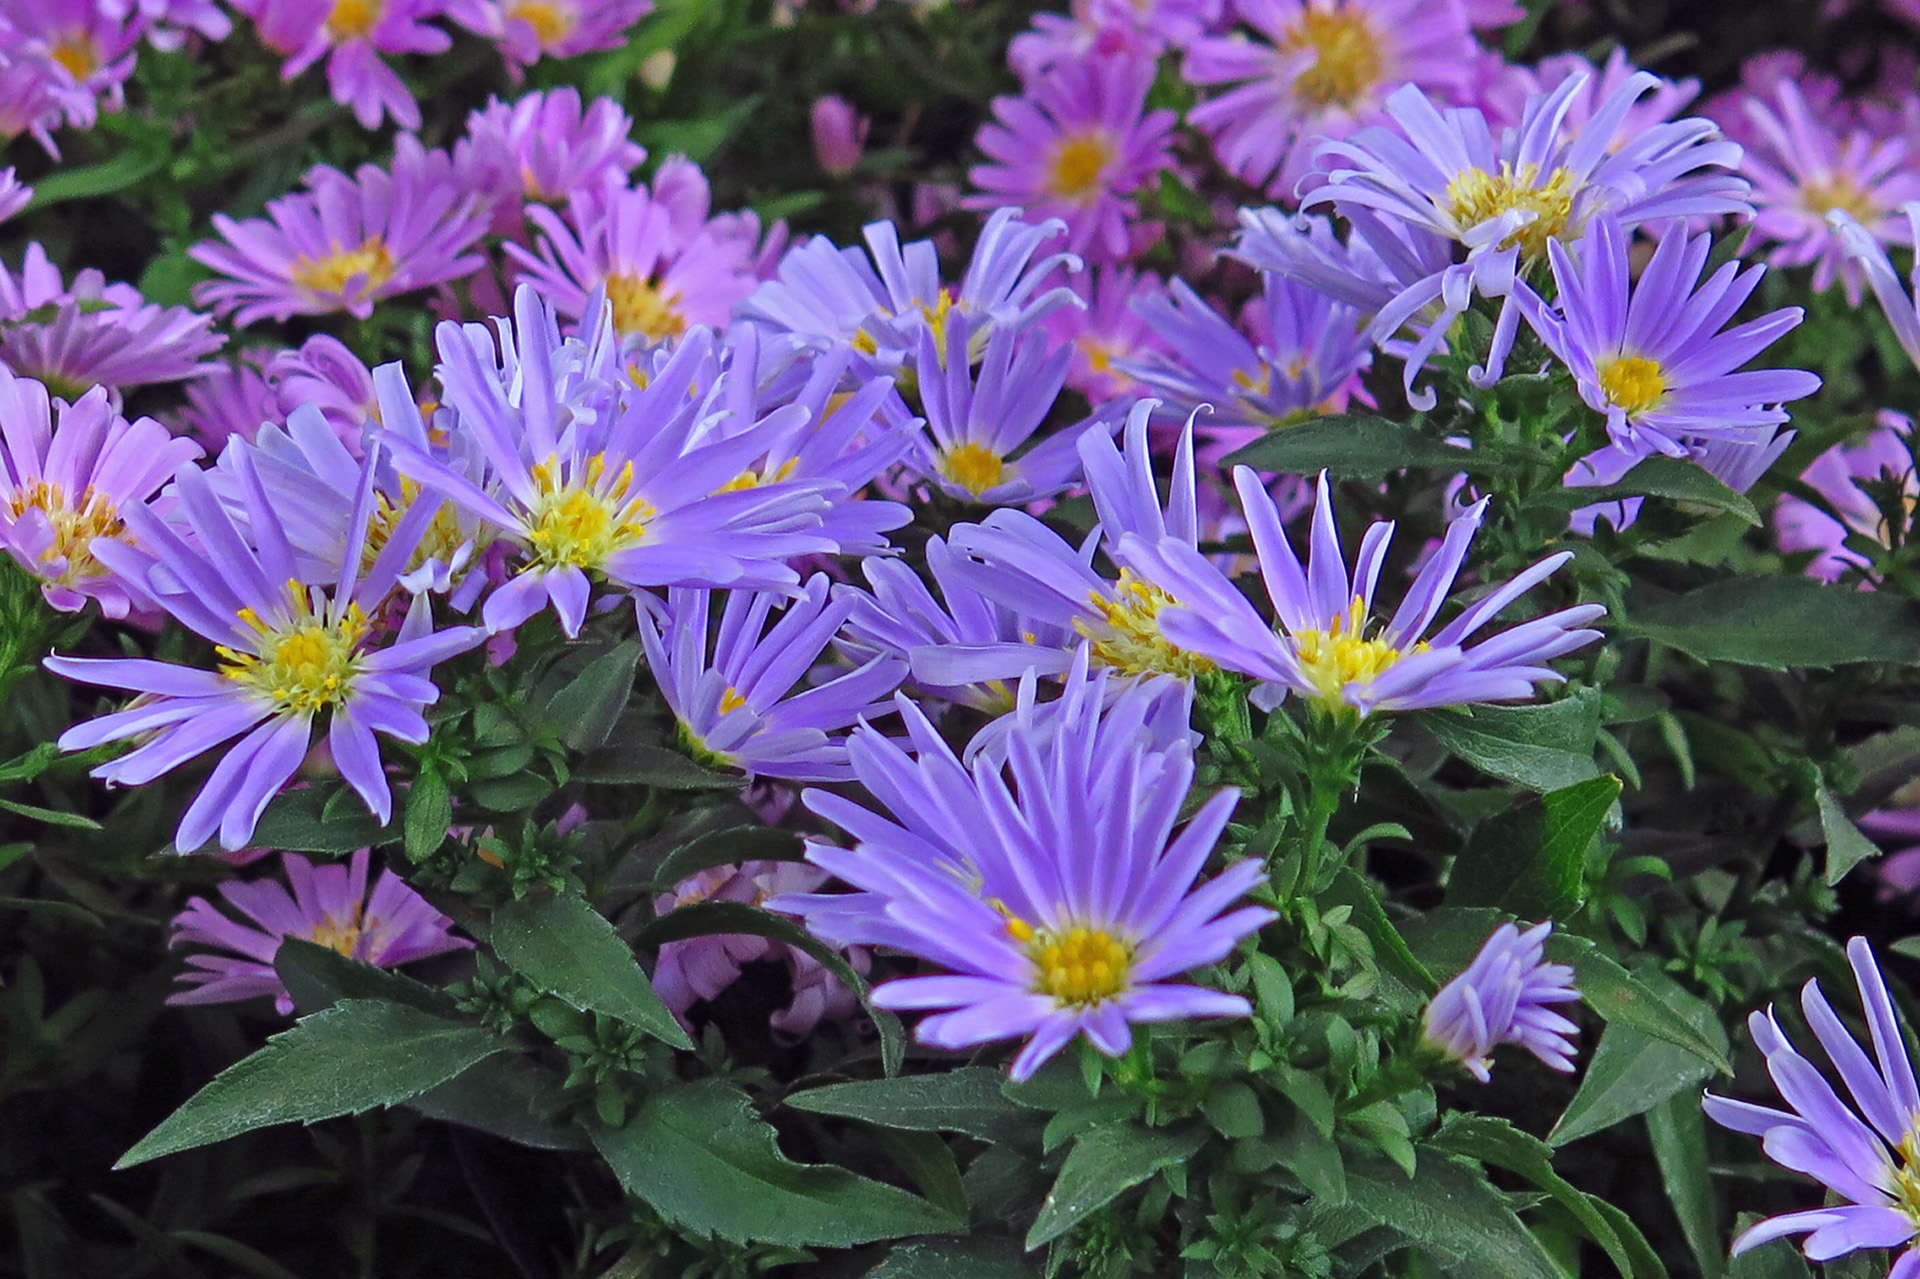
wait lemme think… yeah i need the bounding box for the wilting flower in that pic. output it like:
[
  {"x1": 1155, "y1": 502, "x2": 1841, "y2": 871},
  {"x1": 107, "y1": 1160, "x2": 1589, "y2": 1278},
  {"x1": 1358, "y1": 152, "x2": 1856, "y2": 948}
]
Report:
[
  {"x1": 812, "y1": 95, "x2": 869, "y2": 176},
  {"x1": 1776, "y1": 411, "x2": 1915, "y2": 582},
  {"x1": 1525, "y1": 212, "x2": 1821, "y2": 464},
  {"x1": 247, "y1": 0, "x2": 449, "y2": 130},
  {"x1": 1183, "y1": 0, "x2": 1479, "y2": 196},
  {"x1": 1120, "y1": 470, "x2": 1606, "y2": 715},
  {"x1": 637, "y1": 575, "x2": 906, "y2": 782},
  {"x1": 0, "y1": 372, "x2": 202, "y2": 617},
  {"x1": 1301, "y1": 72, "x2": 1749, "y2": 405},
  {"x1": 193, "y1": 139, "x2": 488, "y2": 325},
  {"x1": 0, "y1": 243, "x2": 224, "y2": 399},
  {"x1": 453, "y1": 89, "x2": 648, "y2": 226},
  {"x1": 1422, "y1": 921, "x2": 1580, "y2": 1082},
  {"x1": 1738, "y1": 80, "x2": 1920, "y2": 303},
  {"x1": 1043, "y1": 266, "x2": 1168, "y2": 404},
  {"x1": 770, "y1": 659, "x2": 1274, "y2": 1080},
  {"x1": 1704, "y1": 937, "x2": 1920, "y2": 1271},
  {"x1": 967, "y1": 52, "x2": 1176, "y2": 264},
  {"x1": 45, "y1": 449, "x2": 484, "y2": 852},
  {"x1": 168, "y1": 849, "x2": 471, "y2": 1014},
  {"x1": 445, "y1": 0, "x2": 651, "y2": 69}
]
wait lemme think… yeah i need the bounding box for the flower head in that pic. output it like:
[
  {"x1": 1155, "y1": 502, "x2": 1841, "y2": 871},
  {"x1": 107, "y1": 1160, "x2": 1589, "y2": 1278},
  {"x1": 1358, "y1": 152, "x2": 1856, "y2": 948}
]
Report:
[
  {"x1": 769, "y1": 659, "x2": 1274, "y2": 1081},
  {"x1": 0, "y1": 0, "x2": 142, "y2": 129},
  {"x1": 453, "y1": 89, "x2": 647, "y2": 226},
  {"x1": 1422, "y1": 921, "x2": 1580, "y2": 1082},
  {"x1": 445, "y1": 0, "x2": 651, "y2": 68},
  {"x1": 1042, "y1": 266, "x2": 1168, "y2": 404},
  {"x1": 1705, "y1": 937, "x2": 1920, "y2": 1271},
  {"x1": 1120, "y1": 470, "x2": 1606, "y2": 716},
  {"x1": 168, "y1": 849, "x2": 470, "y2": 1014},
  {"x1": 248, "y1": 0, "x2": 450, "y2": 130},
  {"x1": 0, "y1": 372, "x2": 201, "y2": 617},
  {"x1": 1009, "y1": 0, "x2": 1218, "y2": 81},
  {"x1": 1776, "y1": 411, "x2": 1916, "y2": 582}
]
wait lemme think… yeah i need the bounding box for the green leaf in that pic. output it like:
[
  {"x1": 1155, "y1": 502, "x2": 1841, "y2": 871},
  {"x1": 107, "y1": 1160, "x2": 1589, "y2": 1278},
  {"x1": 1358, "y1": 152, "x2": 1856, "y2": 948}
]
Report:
[
  {"x1": 1223, "y1": 415, "x2": 1481, "y2": 482},
  {"x1": 1320, "y1": 869, "x2": 1435, "y2": 1010},
  {"x1": 0, "y1": 796, "x2": 101, "y2": 829},
  {"x1": 1726, "y1": 1231, "x2": 1812, "y2": 1279},
  {"x1": 1623, "y1": 577, "x2": 1920, "y2": 670},
  {"x1": 407, "y1": 1054, "x2": 588, "y2": 1152},
  {"x1": 27, "y1": 149, "x2": 167, "y2": 208},
  {"x1": 403, "y1": 767, "x2": 452, "y2": 863},
  {"x1": 1344, "y1": 1153, "x2": 1564, "y2": 1279},
  {"x1": 1818, "y1": 785, "x2": 1882, "y2": 885},
  {"x1": 590, "y1": 1079, "x2": 958, "y2": 1246},
  {"x1": 1547, "y1": 933, "x2": 1730, "y2": 1074},
  {"x1": 1448, "y1": 775, "x2": 1621, "y2": 919},
  {"x1": 1415, "y1": 690, "x2": 1603, "y2": 792},
  {"x1": 867, "y1": 1237, "x2": 1039, "y2": 1278},
  {"x1": 786, "y1": 1069, "x2": 1032, "y2": 1147},
  {"x1": 1536, "y1": 455, "x2": 1761, "y2": 526},
  {"x1": 118, "y1": 1000, "x2": 505, "y2": 1167},
  {"x1": 245, "y1": 786, "x2": 394, "y2": 854},
  {"x1": 652, "y1": 825, "x2": 806, "y2": 889},
  {"x1": 543, "y1": 643, "x2": 641, "y2": 751},
  {"x1": 491, "y1": 893, "x2": 692, "y2": 1050},
  {"x1": 275, "y1": 938, "x2": 458, "y2": 1018},
  {"x1": 1550, "y1": 1017, "x2": 1715, "y2": 1147},
  {"x1": 576, "y1": 741, "x2": 742, "y2": 789},
  {"x1": 1647, "y1": 1090, "x2": 1724, "y2": 1279},
  {"x1": 638, "y1": 900, "x2": 905, "y2": 1074},
  {"x1": 1025, "y1": 1122, "x2": 1207, "y2": 1247}
]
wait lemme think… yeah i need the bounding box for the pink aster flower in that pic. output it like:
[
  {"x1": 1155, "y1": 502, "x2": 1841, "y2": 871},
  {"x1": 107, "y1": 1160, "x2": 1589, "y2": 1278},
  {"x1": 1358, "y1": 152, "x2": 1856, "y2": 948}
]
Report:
[
  {"x1": 812, "y1": 95, "x2": 868, "y2": 176},
  {"x1": 1009, "y1": 0, "x2": 1219, "y2": 82},
  {"x1": 168, "y1": 849, "x2": 471, "y2": 1014},
  {"x1": 1739, "y1": 80, "x2": 1920, "y2": 303},
  {"x1": 1479, "y1": 49, "x2": 1700, "y2": 150},
  {"x1": 103, "y1": 0, "x2": 233, "y2": 49},
  {"x1": 246, "y1": 0, "x2": 450, "y2": 131},
  {"x1": 445, "y1": 0, "x2": 651, "y2": 69},
  {"x1": 1776, "y1": 411, "x2": 1916, "y2": 582},
  {"x1": 0, "y1": 53, "x2": 74, "y2": 156},
  {"x1": 0, "y1": 371, "x2": 202, "y2": 617},
  {"x1": 176, "y1": 354, "x2": 279, "y2": 451},
  {"x1": 967, "y1": 52, "x2": 1176, "y2": 264},
  {"x1": 1043, "y1": 266, "x2": 1169, "y2": 404},
  {"x1": 1701, "y1": 51, "x2": 1848, "y2": 154},
  {"x1": 0, "y1": 167, "x2": 29, "y2": 223},
  {"x1": 453, "y1": 88, "x2": 647, "y2": 230},
  {"x1": 192, "y1": 138, "x2": 487, "y2": 325},
  {"x1": 0, "y1": 0, "x2": 142, "y2": 130},
  {"x1": 1183, "y1": 0, "x2": 1480, "y2": 198},
  {"x1": 267, "y1": 336, "x2": 379, "y2": 448}
]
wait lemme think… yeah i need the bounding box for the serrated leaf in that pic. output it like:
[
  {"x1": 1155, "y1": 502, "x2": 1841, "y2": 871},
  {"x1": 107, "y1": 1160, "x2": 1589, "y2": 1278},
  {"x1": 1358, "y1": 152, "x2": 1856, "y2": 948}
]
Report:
[
  {"x1": 786, "y1": 1069, "x2": 1033, "y2": 1146},
  {"x1": 1416, "y1": 690, "x2": 1602, "y2": 792},
  {"x1": 1026, "y1": 1122, "x2": 1207, "y2": 1247},
  {"x1": 1547, "y1": 933, "x2": 1730, "y2": 1074},
  {"x1": 118, "y1": 1000, "x2": 505, "y2": 1167},
  {"x1": 1344, "y1": 1153, "x2": 1563, "y2": 1279},
  {"x1": 543, "y1": 642, "x2": 641, "y2": 751},
  {"x1": 1448, "y1": 775, "x2": 1620, "y2": 919},
  {"x1": 590, "y1": 1080, "x2": 958, "y2": 1246},
  {"x1": 407, "y1": 1053, "x2": 588, "y2": 1151},
  {"x1": 652, "y1": 825, "x2": 806, "y2": 889},
  {"x1": 867, "y1": 1236, "x2": 1039, "y2": 1278},
  {"x1": 275, "y1": 938, "x2": 458, "y2": 1018},
  {"x1": 491, "y1": 893, "x2": 692, "y2": 1049},
  {"x1": 1624, "y1": 577, "x2": 1920, "y2": 670},
  {"x1": 1223, "y1": 415, "x2": 1481, "y2": 481}
]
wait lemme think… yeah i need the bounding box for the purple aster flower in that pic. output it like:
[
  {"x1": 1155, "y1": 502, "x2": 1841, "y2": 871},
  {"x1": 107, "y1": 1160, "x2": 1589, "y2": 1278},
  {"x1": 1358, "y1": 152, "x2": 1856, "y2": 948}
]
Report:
[
  {"x1": 104, "y1": 0, "x2": 232, "y2": 49},
  {"x1": 742, "y1": 207, "x2": 1082, "y2": 370},
  {"x1": 769, "y1": 658, "x2": 1275, "y2": 1080},
  {"x1": 192, "y1": 137, "x2": 487, "y2": 325},
  {"x1": 0, "y1": 52, "x2": 72, "y2": 157},
  {"x1": 0, "y1": 243, "x2": 224, "y2": 399},
  {"x1": 0, "y1": 167, "x2": 29, "y2": 223},
  {"x1": 1422, "y1": 921, "x2": 1580, "y2": 1082},
  {"x1": 1009, "y1": 0, "x2": 1218, "y2": 81},
  {"x1": 382, "y1": 287, "x2": 840, "y2": 637},
  {"x1": 176, "y1": 353, "x2": 279, "y2": 451},
  {"x1": 0, "y1": 0, "x2": 141, "y2": 129},
  {"x1": 266, "y1": 335, "x2": 379, "y2": 448},
  {"x1": 1837, "y1": 205, "x2": 1920, "y2": 375},
  {"x1": 1042, "y1": 266, "x2": 1169, "y2": 405},
  {"x1": 966, "y1": 52, "x2": 1177, "y2": 265},
  {"x1": 1524, "y1": 212, "x2": 1821, "y2": 464},
  {"x1": 0, "y1": 372, "x2": 201, "y2": 617},
  {"x1": 906, "y1": 307, "x2": 1095, "y2": 505},
  {"x1": 506, "y1": 179, "x2": 760, "y2": 349},
  {"x1": 453, "y1": 88, "x2": 648, "y2": 231},
  {"x1": 812, "y1": 95, "x2": 869, "y2": 177},
  {"x1": 637, "y1": 575, "x2": 906, "y2": 782},
  {"x1": 1301, "y1": 72, "x2": 1750, "y2": 407},
  {"x1": 1704, "y1": 937, "x2": 1920, "y2": 1272},
  {"x1": 44, "y1": 446, "x2": 484, "y2": 852},
  {"x1": 1738, "y1": 80, "x2": 1920, "y2": 303},
  {"x1": 247, "y1": 0, "x2": 449, "y2": 131},
  {"x1": 1119, "y1": 470, "x2": 1606, "y2": 715},
  {"x1": 168, "y1": 849, "x2": 470, "y2": 1014},
  {"x1": 444, "y1": 0, "x2": 651, "y2": 69},
  {"x1": 1184, "y1": 0, "x2": 1480, "y2": 198},
  {"x1": 1478, "y1": 50, "x2": 1700, "y2": 150},
  {"x1": 1776, "y1": 411, "x2": 1915, "y2": 581}
]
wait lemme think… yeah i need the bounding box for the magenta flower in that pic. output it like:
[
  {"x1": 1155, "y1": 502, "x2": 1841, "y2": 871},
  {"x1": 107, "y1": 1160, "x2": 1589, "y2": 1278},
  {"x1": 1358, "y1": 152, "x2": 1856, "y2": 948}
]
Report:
[
  {"x1": 1776, "y1": 411, "x2": 1915, "y2": 582},
  {"x1": 0, "y1": 0, "x2": 142, "y2": 129},
  {"x1": 1422, "y1": 922, "x2": 1580, "y2": 1082},
  {"x1": 445, "y1": 0, "x2": 651, "y2": 69},
  {"x1": 1010, "y1": 0, "x2": 1218, "y2": 81},
  {"x1": 967, "y1": 52, "x2": 1176, "y2": 264},
  {"x1": 247, "y1": 0, "x2": 450, "y2": 130},
  {"x1": 1042, "y1": 266, "x2": 1169, "y2": 404},
  {"x1": 1738, "y1": 80, "x2": 1920, "y2": 303},
  {"x1": 1183, "y1": 0, "x2": 1479, "y2": 197},
  {"x1": 0, "y1": 372, "x2": 201, "y2": 617},
  {"x1": 0, "y1": 52, "x2": 74, "y2": 157},
  {"x1": 266, "y1": 335, "x2": 379, "y2": 447},
  {"x1": 103, "y1": 0, "x2": 233, "y2": 48},
  {"x1": 176, "y1": 355, "x2": 280, "y2": 451},
  {"x1": 812, "y1": 94, "x2": 869, "y2": 176},
  {"x1": 169, "y1": 849, "x2": 470, "y2": 1014},
  {"x1": 453, "y1": 88, "x2": 647, "y2": 225},
  {"x1": 0, "y1": 167, "x2": 30, "y2": 223},
  {"x1": 192, "y1": 138, "x2": 487, "y2": 325},
  {"x1": 1478, "y1": 49, "x2": 1700, "y2": 150}
]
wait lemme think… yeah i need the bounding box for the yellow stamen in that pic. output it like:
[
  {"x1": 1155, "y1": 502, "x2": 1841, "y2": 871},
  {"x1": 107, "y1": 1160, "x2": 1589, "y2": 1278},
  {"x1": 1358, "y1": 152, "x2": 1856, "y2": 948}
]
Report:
[
  {"x1": 5, "y1": 479, "x2": 124, "y2": 586},
  {"x1": 363, "y1": 478, "x2": 485, "y2": 577},
  {"x1": 716, "y1": 457, "x2": 799, "y2": 493},
  {"x1": 1290, "y1": 596, "x2": 1413, "y2": 707},
  {"x1": 49, "y1": 35, "x2": 97, "y2": 81},
  {"x1": 1019, "y1": 921, "x2": 1134, "y2": 1006},
  {"x1": 1801, "y1": 173, "x2": 1878, "y2": 223},
  {"x1": 306, "y1": 906, "x2": 367, "y2": 957},
  {"x1": 325, "y1": 0, "x2": 381, "y2": 40},
  {"x1": 604, "y1": 272, "x2": 687, "y2": 341},
  {"x1": 292, "y1": 237, "x2": 396, "y2": 299},
  {"x1": 523, "y1": 452, "x2": 655, "y2": 571},
  {"x1": 718, "y1": 687, "x2": 748, "y2": 714},
  {"x1": 508, "y1": 0, "x2": 574, "y2": 45},
  {"x1": 937, "y1": 441, "x2": 1006, "y2": 498},
  {"x1": 1598, "y1": 355, "x2": 1668, "y2": 417},
  {"x1": 1075, "y1": 569, "x2": 1215, "y2": 679},
  {"x1": 1045, "y1": 132, "x2": 1115, "y2": 203},
  {"x1": 1443, "y1": 163, "x2": 1581, "y2": 262},
  {"x1": 218, "y1": 581, "x2": 371, "y2": 716},
  {"x1": 1283, "y1": 7, "x2": 1384, "y2": 109}
]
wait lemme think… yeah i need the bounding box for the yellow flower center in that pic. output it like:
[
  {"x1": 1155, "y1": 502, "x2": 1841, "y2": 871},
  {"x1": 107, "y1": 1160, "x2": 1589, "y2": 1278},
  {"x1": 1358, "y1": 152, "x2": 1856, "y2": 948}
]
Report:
[
  {"x1": 218, "y1": 584, "x2": 372, "y2": 716},
  {"x1": 937, "y1": 442, "x2": 1007, "y2": 498},
  {"x1": 364, "y1": 479, "x2": 484, "y2": 578},
  {"x1": 1074, "y1": 570, "x2": 1215, "y2": 679},
  {"x1": 1443, "y1": 163, "x2": 1581, "y2": 262},
  {"x1": 1045, "y1": 132, "x2": 1114, "y2": 203},
  {"x1": 719, "y1": 686, "x2": 748, "y2": 713},
  {"x1": 326, "y1": 0, "x2": 381, "y2": 40},
  {"x1": 1283, "y1": 7, "x2": 1384, "y2": 109},
  {"x1": 1290, "y1": 596, "x2": 1412, "y2": 707},
  {"x1": 509, "y1": 0, "x2": 575, "y2": 44},
  {"x1": 604, "y1": 272, "x2": 687, "y2": 341},
  {"x1": 1801, "y1": 173, "x2": 1878, "y2": 223},
  {"x1": 292, "y1": 237, "x2": 396, "y2": 299},
  {"x1": 6, "y1": 479, "x2": 124, "y2": 586},
  {"x1": 716, "y1": 457, "x2": 799, "y2": 494},
  {"x1": 49, "y1": 35, "x2": 97, "y2": 81},
  {"x1": 1597, "y1": 355, "x2": 1668, "y2": 416},
  {"x1": 1006, "y1": 915, "x2": 1134, "y2": 1007},
  {"x1": 524, "y1": 452, "x2": 654, "y2": 571},
  {"x1": 306, "y1": 907, "x2": 367, "y2": 958}
]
